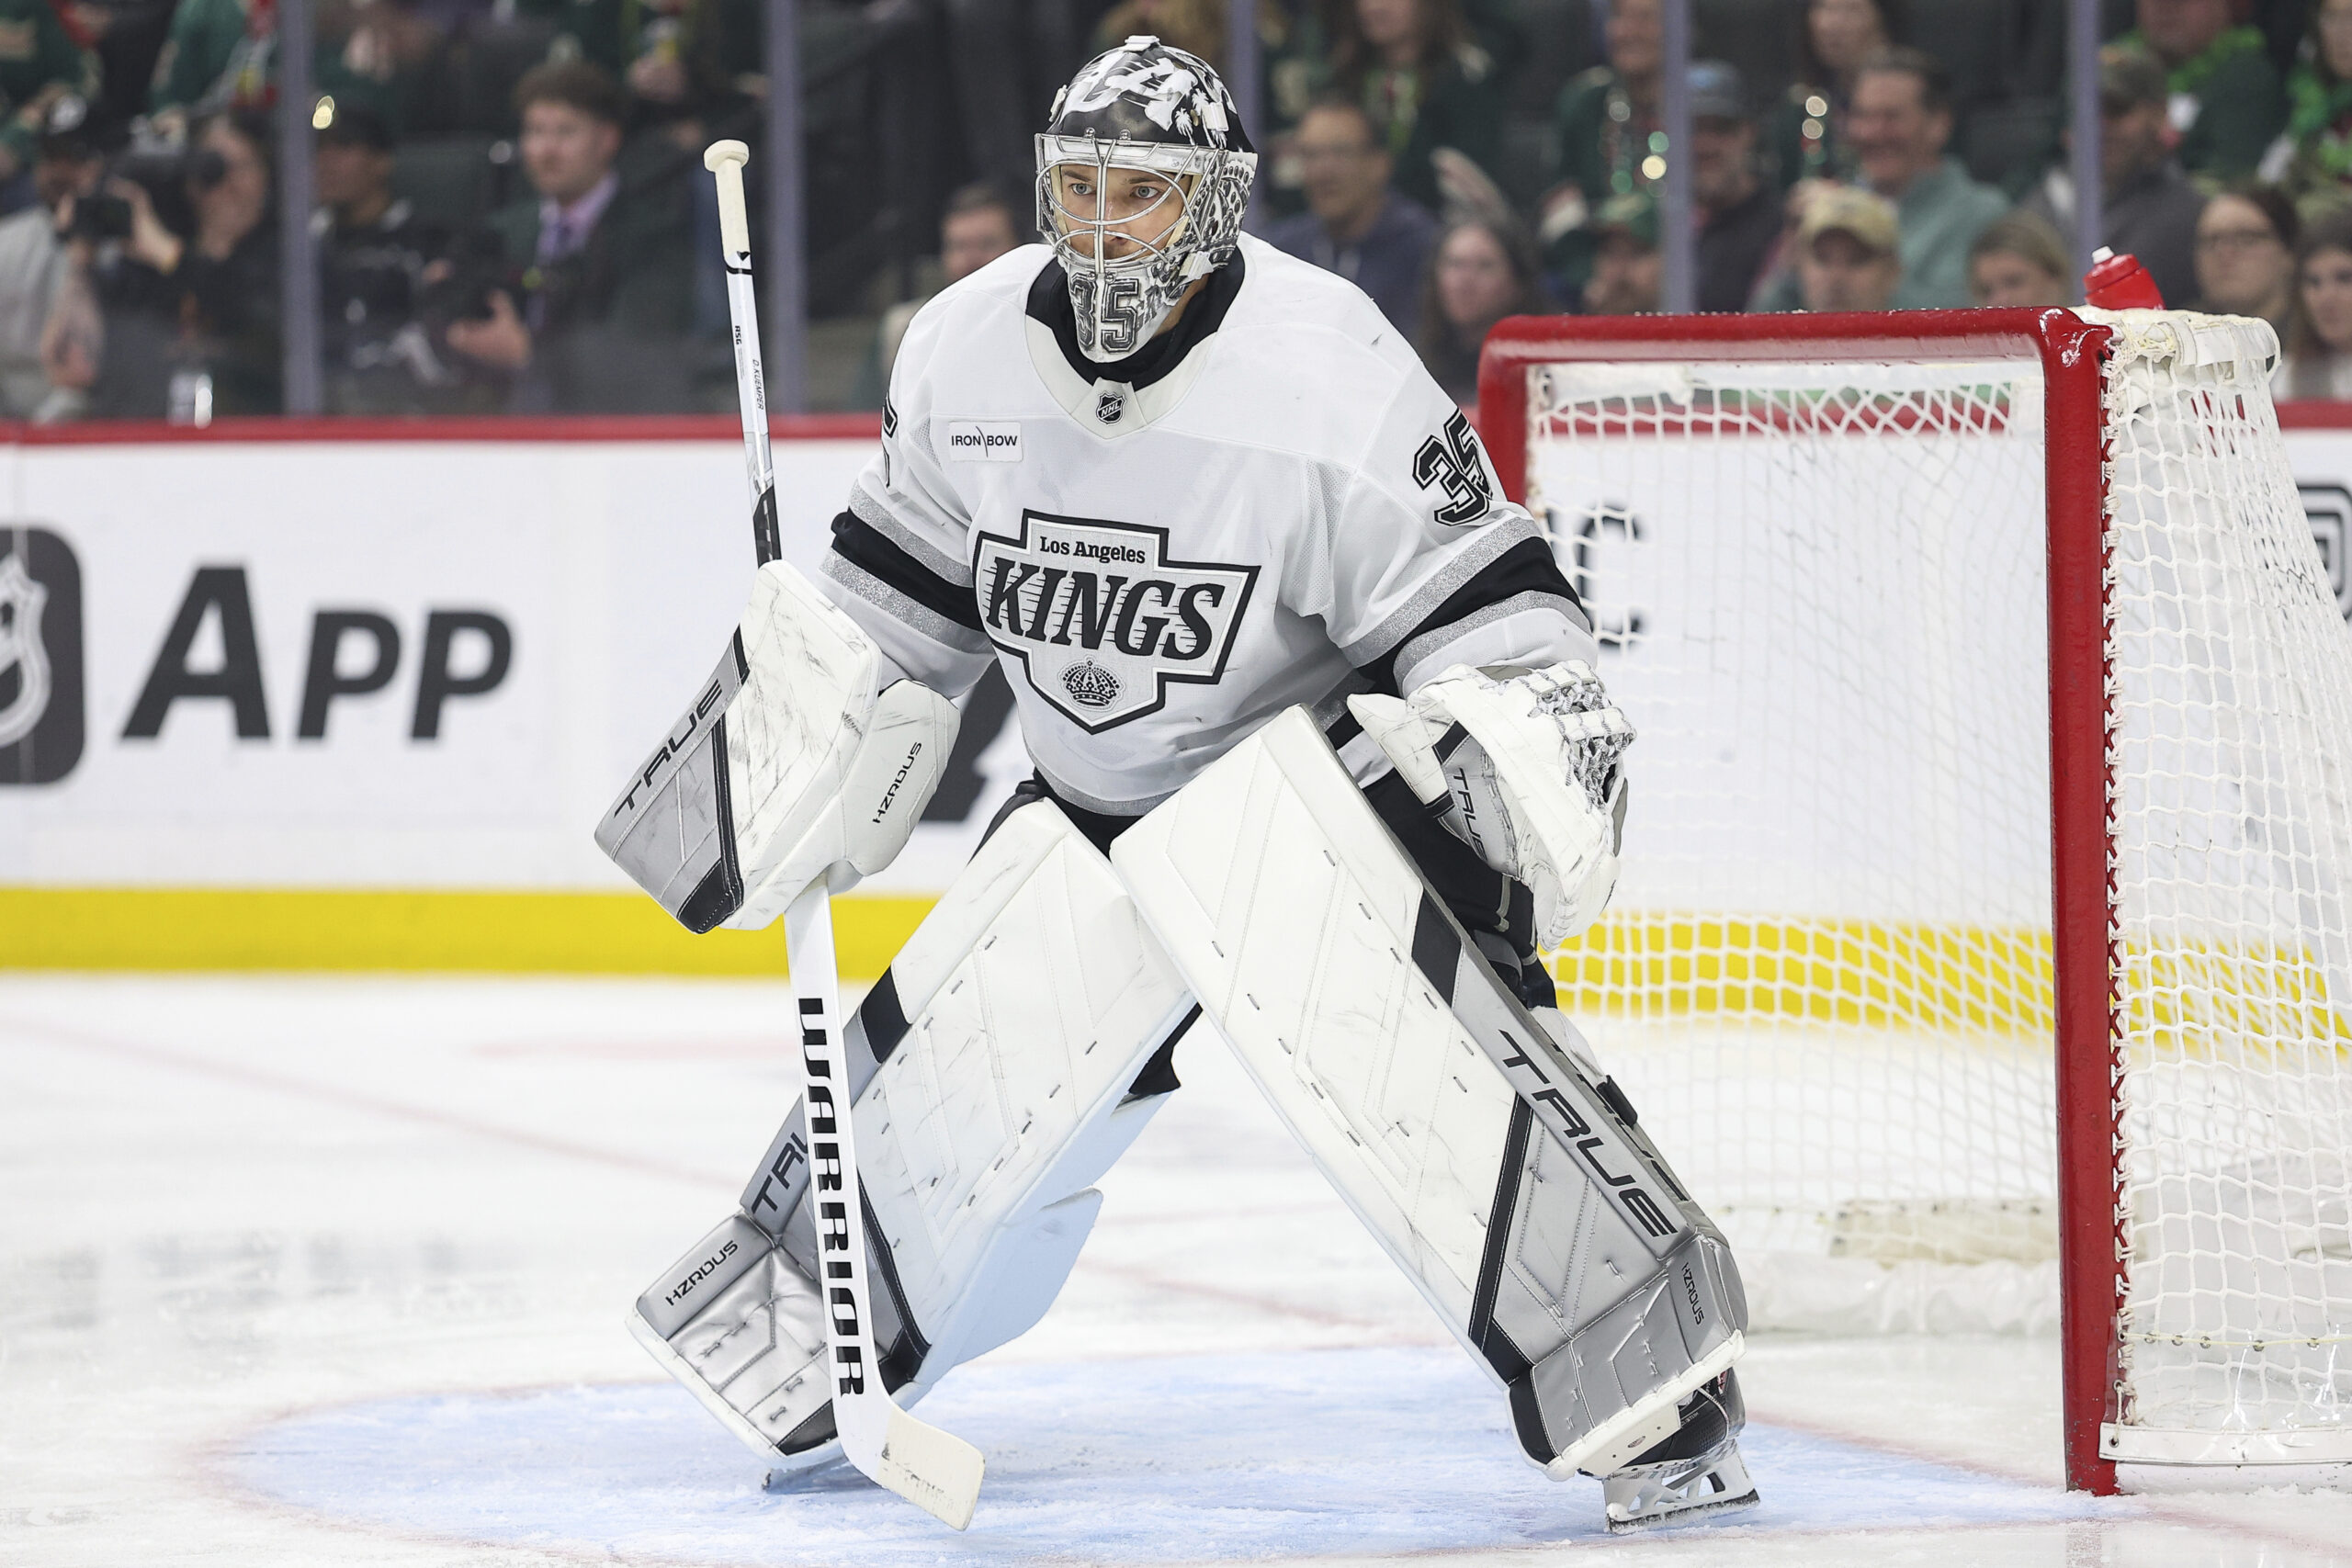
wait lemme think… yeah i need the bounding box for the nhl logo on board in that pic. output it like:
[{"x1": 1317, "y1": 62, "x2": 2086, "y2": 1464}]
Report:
[
  {"x1": 2299, "y1": 483, "x2": 2352, "y2": 621},
  {"x1": 1062, "y1": 661, "x2": 1120, "y2": 707},
  {"x1": 0, "y1": 525, "x2": 85, "y2": 785},
  {"x1": 972, "y1": 510, "x2": 1258, "y2": 732},
  {"x1": 0, "y1": 555, "x2": 51, "y2": 750}
]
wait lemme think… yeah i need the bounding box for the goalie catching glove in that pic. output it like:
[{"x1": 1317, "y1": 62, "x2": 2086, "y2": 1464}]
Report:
[
  {"x1": 1349, "y1": 661, "x2": 1633, "y2": 949},
  {"x1": 596, "y1": 560, "x2": 960, "y2": 932}
]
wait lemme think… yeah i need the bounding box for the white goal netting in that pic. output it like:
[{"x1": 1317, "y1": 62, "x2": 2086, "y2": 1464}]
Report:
[{"x1": 1518, "y1": 311, "x2": 2352, "y2": 1466}]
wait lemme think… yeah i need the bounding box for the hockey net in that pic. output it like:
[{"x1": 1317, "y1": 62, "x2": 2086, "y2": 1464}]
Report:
[{"x1": 1478, "y1": 309, "x2": 2352, "y2": 1491}]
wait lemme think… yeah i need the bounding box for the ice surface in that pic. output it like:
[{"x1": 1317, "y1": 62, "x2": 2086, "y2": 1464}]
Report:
[
  {"x1": 222, "y1": 1351, "x2": 2097, "y2": 1562},
  {"x1": 5, "y1": 975, "x2": 2351, "y2": 1566}
]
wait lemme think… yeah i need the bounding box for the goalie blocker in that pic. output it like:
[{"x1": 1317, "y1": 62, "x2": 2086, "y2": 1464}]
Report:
[
  {"x1": 596, "y1": 560, "x2": 961, "y2": 933},
  {"x1": 1111, "y1": 707, "x2": 1753, "y2": 1500}
]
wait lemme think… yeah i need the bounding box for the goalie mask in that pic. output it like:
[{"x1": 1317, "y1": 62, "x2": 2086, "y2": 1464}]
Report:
[{"x1": 1035, "y1": 35, "x2": 1257, "y2": 362}]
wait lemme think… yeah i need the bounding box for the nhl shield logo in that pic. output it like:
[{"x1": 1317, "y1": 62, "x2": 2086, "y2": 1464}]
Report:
[
  {"x1": 0, "y1": 556, "x2": 49, "y2": 750},
  {"x1": 1095, "y1": 389, "x2": 1126, "y2": 424},
  {"x1": 0, "y1": 526, "x2": 84, "y2": 784},
  {"x1": 972, "y1": 511, "x2": 1258, "y2": 732},
  {"x1": 2301, "y1": 483, "x2": 2352, "y2": 620}
]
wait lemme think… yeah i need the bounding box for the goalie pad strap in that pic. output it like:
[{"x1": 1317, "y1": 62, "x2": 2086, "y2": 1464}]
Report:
[
  {"x1": 700, "y1": 706, "x2": 745, "y2": 931},
  {"x1": 1469, "y1": 1098, "x2": 1536, "y2": 1378}
]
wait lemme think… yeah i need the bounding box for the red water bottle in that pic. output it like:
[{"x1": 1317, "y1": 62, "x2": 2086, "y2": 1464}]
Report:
[{"x1": 2083, "y1": 246, "x2": 2165, "y2": 310}]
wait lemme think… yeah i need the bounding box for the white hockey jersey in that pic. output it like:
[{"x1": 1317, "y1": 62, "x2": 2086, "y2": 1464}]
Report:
[{"x1": 819, "y1": 233, "x2": 1597, "y2": 816}]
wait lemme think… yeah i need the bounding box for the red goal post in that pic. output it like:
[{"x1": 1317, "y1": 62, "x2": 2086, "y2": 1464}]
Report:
[{"x1": 1477, "y1": 310, "x2": 2352, "y2": 1496}]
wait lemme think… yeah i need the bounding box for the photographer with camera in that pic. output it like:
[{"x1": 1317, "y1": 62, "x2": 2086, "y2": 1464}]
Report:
[
  {"x1": 313, "y1": 101, "x2": 495, "y2": 414},
  {"x1": 1, "y1": 98, "x2": 102, "y2": 419},
  {"x1": 49, "y1": 107, "x2": 280, "y2": 418}
]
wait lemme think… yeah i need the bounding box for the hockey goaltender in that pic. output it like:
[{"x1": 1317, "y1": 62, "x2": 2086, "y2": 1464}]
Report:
[{"x1": 599, "y1": 37, "x2": 1758, "y2": 1535}]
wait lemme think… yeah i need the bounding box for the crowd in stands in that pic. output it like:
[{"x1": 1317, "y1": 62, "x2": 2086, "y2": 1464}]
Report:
[{"x1": 13, "y1": 0, "x2": 2352, "y2": 418}]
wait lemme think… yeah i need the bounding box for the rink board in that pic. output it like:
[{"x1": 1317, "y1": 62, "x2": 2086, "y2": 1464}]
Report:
[
  {"x1": 0, "y1": 420, "x2": 1006, "y2": 975},
  {"x1": 6, "y1": 413, "x2": 2352, "y2": 975}
]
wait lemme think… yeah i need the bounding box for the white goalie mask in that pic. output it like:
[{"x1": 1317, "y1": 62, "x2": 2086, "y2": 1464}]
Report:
[{"x1": 1035, "y1": 36, "x2": 1257, "y2": 362}]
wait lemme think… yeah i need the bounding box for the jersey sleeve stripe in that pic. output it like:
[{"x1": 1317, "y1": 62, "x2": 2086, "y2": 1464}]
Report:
[
  {"x1": 1351, "y1": 536, "x2": 1589, "y2": 693},
  {"x1": 829, "y1": 509, "x2": 985, "y2": 632},
  {"x1": 849, "y1": 485, "x2": 974, "y2": 586},
  {"x1": 1339, "y1": 513, "x2": 1555, "y2": 671},
  {"x1": 820, "y1": 550, "x2": 992, "y2": 656},
  {"x1": 1392, "y1": 587, "x2": 1595, "y2": 694}
]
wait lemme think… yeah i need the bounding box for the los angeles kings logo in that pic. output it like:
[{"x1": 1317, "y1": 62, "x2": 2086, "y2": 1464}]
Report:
[{"x1": 972, "y1": 512, "x2": 1257, "y2": 731}]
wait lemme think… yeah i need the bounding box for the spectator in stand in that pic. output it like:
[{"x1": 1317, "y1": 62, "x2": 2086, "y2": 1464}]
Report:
[
  {"x1": 2278, "y1": 211, "x2": 2352, "y2": 399},
  {"x1": 1831, "y1": 48, "x2": 2006, "y2": 310},
  {"x1": 2, "y1": 96, "x2": 101, "y2": 418},
  {"x1": 1323, "y1": 0, "x2": 1502, "y2": 216},
  {"x1": 1689, "y1": 60, "x2": 1781, "y2": 314},
  {"x1": 1582, "y1": 189, "x2": 1662, "y2": 315},
  {"x1": 2118, "y1": 0, "x2": 2289, "y2": 182},
  {"x1": 1793, "y1": 185, "x2": 1901, "y2": 311},
  {"x1": 0, "y1": 0, "x2": 97, "y2": 213},
  {"x1": 1967, "y1": 211, "x2": 2073, "y2": 307},
  {"x1": 1770, "y1": 0, "x2": 1899, "y2": 189},
  {"x1": 152, "y1": 0, "x2": 448, "y2": 135},
  {"x1": 2264, "y1": 0, "x2": 2352, "y2": 202},
  {"x1": 853, "y1": 182, "x2": 1020, "y2": 408},
  {"x1": 1265, "y1": 96, "x2": 1440, "y2": 336},
  {"x1": 1544, "y1": 0, "x2": 1660, "y2": 279},
  {"x1": 944, "y1": 0, "x2": 1083, "y2": 224},
  {"x1": 2192, "y1": 186, "x2": 2299, "y2": 333},
  {"x1": 1549, "y1": 29, "x2": 1765, "y2": 306},
  {"x1": 2021, "y1": 45, "x2": 2207, "y2": 310},
  {"x1": 1412, "y1": 213, "x2": 1545, "y2": 401},
  {"x1": 62, "y1": 0, "x2": 177, "y2": 139},
  {"x1": 447, "y1": 61, "x2": 694, "y2": 412},
  {"x1": 51, "y1": 107, "x2": 280, "y2": 417},
  {"x1": 619, "y1": 0, "x2": 763, "y2": 139},
  {"x1": 1093, "y1": 0, "x2": 1227, "y2": 69},
  {"x1": 312, "y1": 101, "x2": 481, "y2": 414}
]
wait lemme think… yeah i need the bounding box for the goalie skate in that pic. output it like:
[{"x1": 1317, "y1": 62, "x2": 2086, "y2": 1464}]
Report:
[{"x1": 1599, "y1": 1370, "x2": 1759, "y2": 1532}]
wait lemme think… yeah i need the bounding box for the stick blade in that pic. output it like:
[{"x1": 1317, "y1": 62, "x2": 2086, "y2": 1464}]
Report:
[{"x1": 871, "y1": 1405, "x2": 985, "y2": 1530}]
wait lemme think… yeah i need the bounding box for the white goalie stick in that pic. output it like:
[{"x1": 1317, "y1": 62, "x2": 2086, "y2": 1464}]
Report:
[{"x1": 702, "y1": 140, "x2": 986, "y2": 1530}]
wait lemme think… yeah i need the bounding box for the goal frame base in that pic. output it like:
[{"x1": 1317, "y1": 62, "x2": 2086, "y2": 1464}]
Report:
[{"x1": 2103, "y1": 1425, "x2": 2352, "y2": 1468}]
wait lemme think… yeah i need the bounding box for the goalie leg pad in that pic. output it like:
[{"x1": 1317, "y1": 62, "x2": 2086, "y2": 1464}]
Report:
[
  {"x1": 1111, "y1": 707, "x2": 1747, "y2": 1480},
  {"x1": 630, "y1": 797, "x2": 1193, "y2": 1463}
]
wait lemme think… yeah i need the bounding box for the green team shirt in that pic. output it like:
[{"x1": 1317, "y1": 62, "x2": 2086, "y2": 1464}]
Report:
[
  {"x1": 2117, "y1": 25, "x2": 2288, "y2": 181},
  {"x1": 0, "y1": 0, "x2": 96, "y2": 165}
]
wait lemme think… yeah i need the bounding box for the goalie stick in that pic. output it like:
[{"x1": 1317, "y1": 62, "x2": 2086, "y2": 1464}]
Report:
[{"x1": 698, "y1": 139, "x2": 984, "y2": 1530}]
